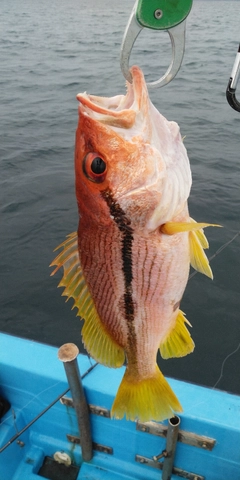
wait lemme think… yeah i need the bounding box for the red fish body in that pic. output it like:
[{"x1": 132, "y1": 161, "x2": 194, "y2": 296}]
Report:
[{"x1": 52, "y1": 66, "x2": 216, "y2": 422}]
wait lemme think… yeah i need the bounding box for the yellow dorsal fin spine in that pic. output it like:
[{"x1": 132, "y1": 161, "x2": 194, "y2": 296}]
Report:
[
  {"x1": 63, "y1": 276, "x2": 86, "y2": 300},
  {"x1": 59, "y1": 261, "x2": 80, "y2": 284},
  {"x1": 53, "y1": 232, "x2": 78, "y2": 251},
  {"x1": 51, "y1": 241, "x2": 79, "y2": 275},
  {"x1": 159, "y1": 310, "x2": 195, "y2": 359},
  {"x1": 51, "y1": 232, "x2": 125, "y2": 368},
  {"x1": 58, "y1": 265, "x2": 79, "y2": 288}
]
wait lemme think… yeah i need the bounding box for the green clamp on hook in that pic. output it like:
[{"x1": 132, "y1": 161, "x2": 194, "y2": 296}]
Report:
[{"x1": 136, "y1": 0, "x2": 192, "y2": 30}]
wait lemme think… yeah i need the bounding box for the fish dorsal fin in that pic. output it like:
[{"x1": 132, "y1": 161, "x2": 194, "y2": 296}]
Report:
[
  {"x1": 50, "y1": 232, "x2": 125, "y2": 368},
  {"x1": 159, "y1": 310, "x2": 195, "y2": 359}
]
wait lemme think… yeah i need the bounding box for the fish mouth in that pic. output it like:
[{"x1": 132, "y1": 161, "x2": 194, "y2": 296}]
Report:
[{"x1": 76, "y1": 66, "x2": 149, "y2": 131}]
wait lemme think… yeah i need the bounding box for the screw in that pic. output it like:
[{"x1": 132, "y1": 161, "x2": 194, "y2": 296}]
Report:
[
  {"x1": 154, "y1": 9, "x2": 163, "y2": 20},
  {"x1": 17, "y1": 440, "x2": 25, "y2": 448},
  {"x1": 153, "y1": 450, "x2": 167, "y2": 461}
]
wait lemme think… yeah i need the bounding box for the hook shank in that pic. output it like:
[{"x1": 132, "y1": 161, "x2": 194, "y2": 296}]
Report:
[{"x1": 226, "y1": 45, "x2": 240, "y2": 112}]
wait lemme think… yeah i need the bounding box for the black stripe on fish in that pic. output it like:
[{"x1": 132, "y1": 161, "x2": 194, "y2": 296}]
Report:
[{"x1": 101, "y1": 188, "x2": 137, "y2": 351}]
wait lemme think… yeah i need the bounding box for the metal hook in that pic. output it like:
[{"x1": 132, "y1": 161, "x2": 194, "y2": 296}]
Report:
[
  {"x1": 120, "y1": 0, "x2": 188, "y2": 88},
  {"x1": 226, "y1": 44, "x2": 240, "y2": 112}
]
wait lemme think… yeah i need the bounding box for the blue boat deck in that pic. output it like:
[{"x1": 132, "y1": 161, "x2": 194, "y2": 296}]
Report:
[{"x1": 0, "y1": 333, "x2": 239, "y2": 480}]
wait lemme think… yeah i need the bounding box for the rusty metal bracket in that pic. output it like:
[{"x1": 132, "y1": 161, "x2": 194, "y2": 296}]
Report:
[
  {"x1": 67, "y1": 434, "x2": 113, "y2": 455},
  {"x1": 60, "y1": 396, "x2": 111, "y2": 418},
  {"x1": 136, "y1": 421, "x2": 216, "y2": 451},
  {"x1": 135, "y1": 455, "x2": 204, "y2": 480}
]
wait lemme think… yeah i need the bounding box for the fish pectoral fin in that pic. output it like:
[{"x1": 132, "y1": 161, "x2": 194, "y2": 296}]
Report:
[
  {"x1": 161, "y1": 220, "x2": 220, "y2": 235},
  {"x1": 111, "y1": 364, "x2": 182, "y2": 423},
  {"x1": 161, "y1": 218, "x2": 221, "y2": 279},
  {"x1": 189, "y1": 230, "x2": 213, "y2": 279},
  {"x1": 159, "y1": 310, "x2": 195, "y2": 359},
  {"x1": 189, "y1": 217, "x2": 209, "y2": 249},
  {"x1": 50, "y1": 232, "x2": 125, "y2": 369}
]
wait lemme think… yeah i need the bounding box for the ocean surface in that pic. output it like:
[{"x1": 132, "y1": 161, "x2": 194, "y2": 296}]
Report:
[{"x1": 1, "y1": 0, "x2": 240, "y2": 397}]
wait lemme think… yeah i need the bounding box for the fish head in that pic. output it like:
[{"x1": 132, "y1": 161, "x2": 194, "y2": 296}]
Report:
[{"x1": 75, "y1": 66, "x2": 192, "y2": 232}]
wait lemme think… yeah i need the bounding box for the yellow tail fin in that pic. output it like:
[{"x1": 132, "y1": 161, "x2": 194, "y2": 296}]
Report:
[{"x1": 111, "y1": 365, "x2": 182, "y2": 423}]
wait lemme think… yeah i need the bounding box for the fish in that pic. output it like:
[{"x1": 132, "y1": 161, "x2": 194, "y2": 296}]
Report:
[{"x1": 51, "y1": 66, "x2": 218, "y2": 423}]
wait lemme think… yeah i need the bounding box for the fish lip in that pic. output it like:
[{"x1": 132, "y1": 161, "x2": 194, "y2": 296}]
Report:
[{"x1": 76, "y1": 66, "x2": 148, "y2": 128}]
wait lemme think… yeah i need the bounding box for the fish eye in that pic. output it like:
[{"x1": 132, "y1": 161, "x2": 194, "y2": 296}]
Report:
[
  {"x1": 91, "y1": 156, "x2": 106, "y2": 174},
  {"x1": 83, "y1": 152, "x2": 107, "y2": 183}
]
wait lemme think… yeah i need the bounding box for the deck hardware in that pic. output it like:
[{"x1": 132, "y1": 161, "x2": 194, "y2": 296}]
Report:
[
  {"x1": 135, "y1": 456, "x2": 204, "y2": 479},
  {"x1": 58, "y1": 343, "x2": 93, "y2": 462},
  {"x1": 153, "y1": 450, "x2": 167, "y2": 461},
  {"x1": 16, "y1": 440, "x2": 25, "y2": 448},
  {"x1": 60, "y1": 397, "x2": 110, "y2": 417},
  {"x1": 60, "y1": 396, "x2": 75, "y2": 408},
  {"x1": 67, "y1": 434, "x2": 113, "y2": 455},
  {"x1": 162, "y1": 416, "x2": 180, "y2": 480},
  {"x1": 136, "y1": 421, "x2": 216, "y2": 451},
  {"x1": 89, "y1": 404, "x2": 111, "y2": 417}
]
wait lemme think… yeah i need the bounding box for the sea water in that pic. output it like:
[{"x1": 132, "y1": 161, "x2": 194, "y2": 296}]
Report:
[{"x1": 0, "y1": 0, "x2": 240, "y2": 395}]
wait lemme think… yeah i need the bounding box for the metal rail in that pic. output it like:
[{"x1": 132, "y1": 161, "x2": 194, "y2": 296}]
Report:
[{"x1": 58, "y1": 343, "x2": 93, "y2": 461}]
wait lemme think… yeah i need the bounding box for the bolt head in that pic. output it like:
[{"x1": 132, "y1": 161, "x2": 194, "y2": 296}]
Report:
[{"x1": 154, "y1": 9, "x2": 163, "y2": 20}]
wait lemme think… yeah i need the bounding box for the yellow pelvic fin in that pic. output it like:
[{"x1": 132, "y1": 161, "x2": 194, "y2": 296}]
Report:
[
  {"x1": 161, "y1": 221, "x2": 220, "y2": 236},
  {"x1": 189, "y1": 230, "x2": 213, "y2": 279},
  {"x1": 111, "y1": 364, "x2": 182, "y2": 423},
  {"x1": 159, "y1": 310, "x2": 195, "y2": 360},
  {"x1": 50, "y1": 233, "x2": 125, "y2": 368}
]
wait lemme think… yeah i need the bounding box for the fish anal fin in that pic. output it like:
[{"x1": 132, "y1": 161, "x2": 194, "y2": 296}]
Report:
[
  {"x1": 189, "y1": 231, "x2": 213, "y2": 279},
  {"x1": 111, "y1": 365, "x2": 182, "y2": 422},
  {"x1": 51, "y1": 233, "x2": 125, "y2": 369},
  {"x1": 160, "y1": 310, "x2": 195, "y2": 360}
]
